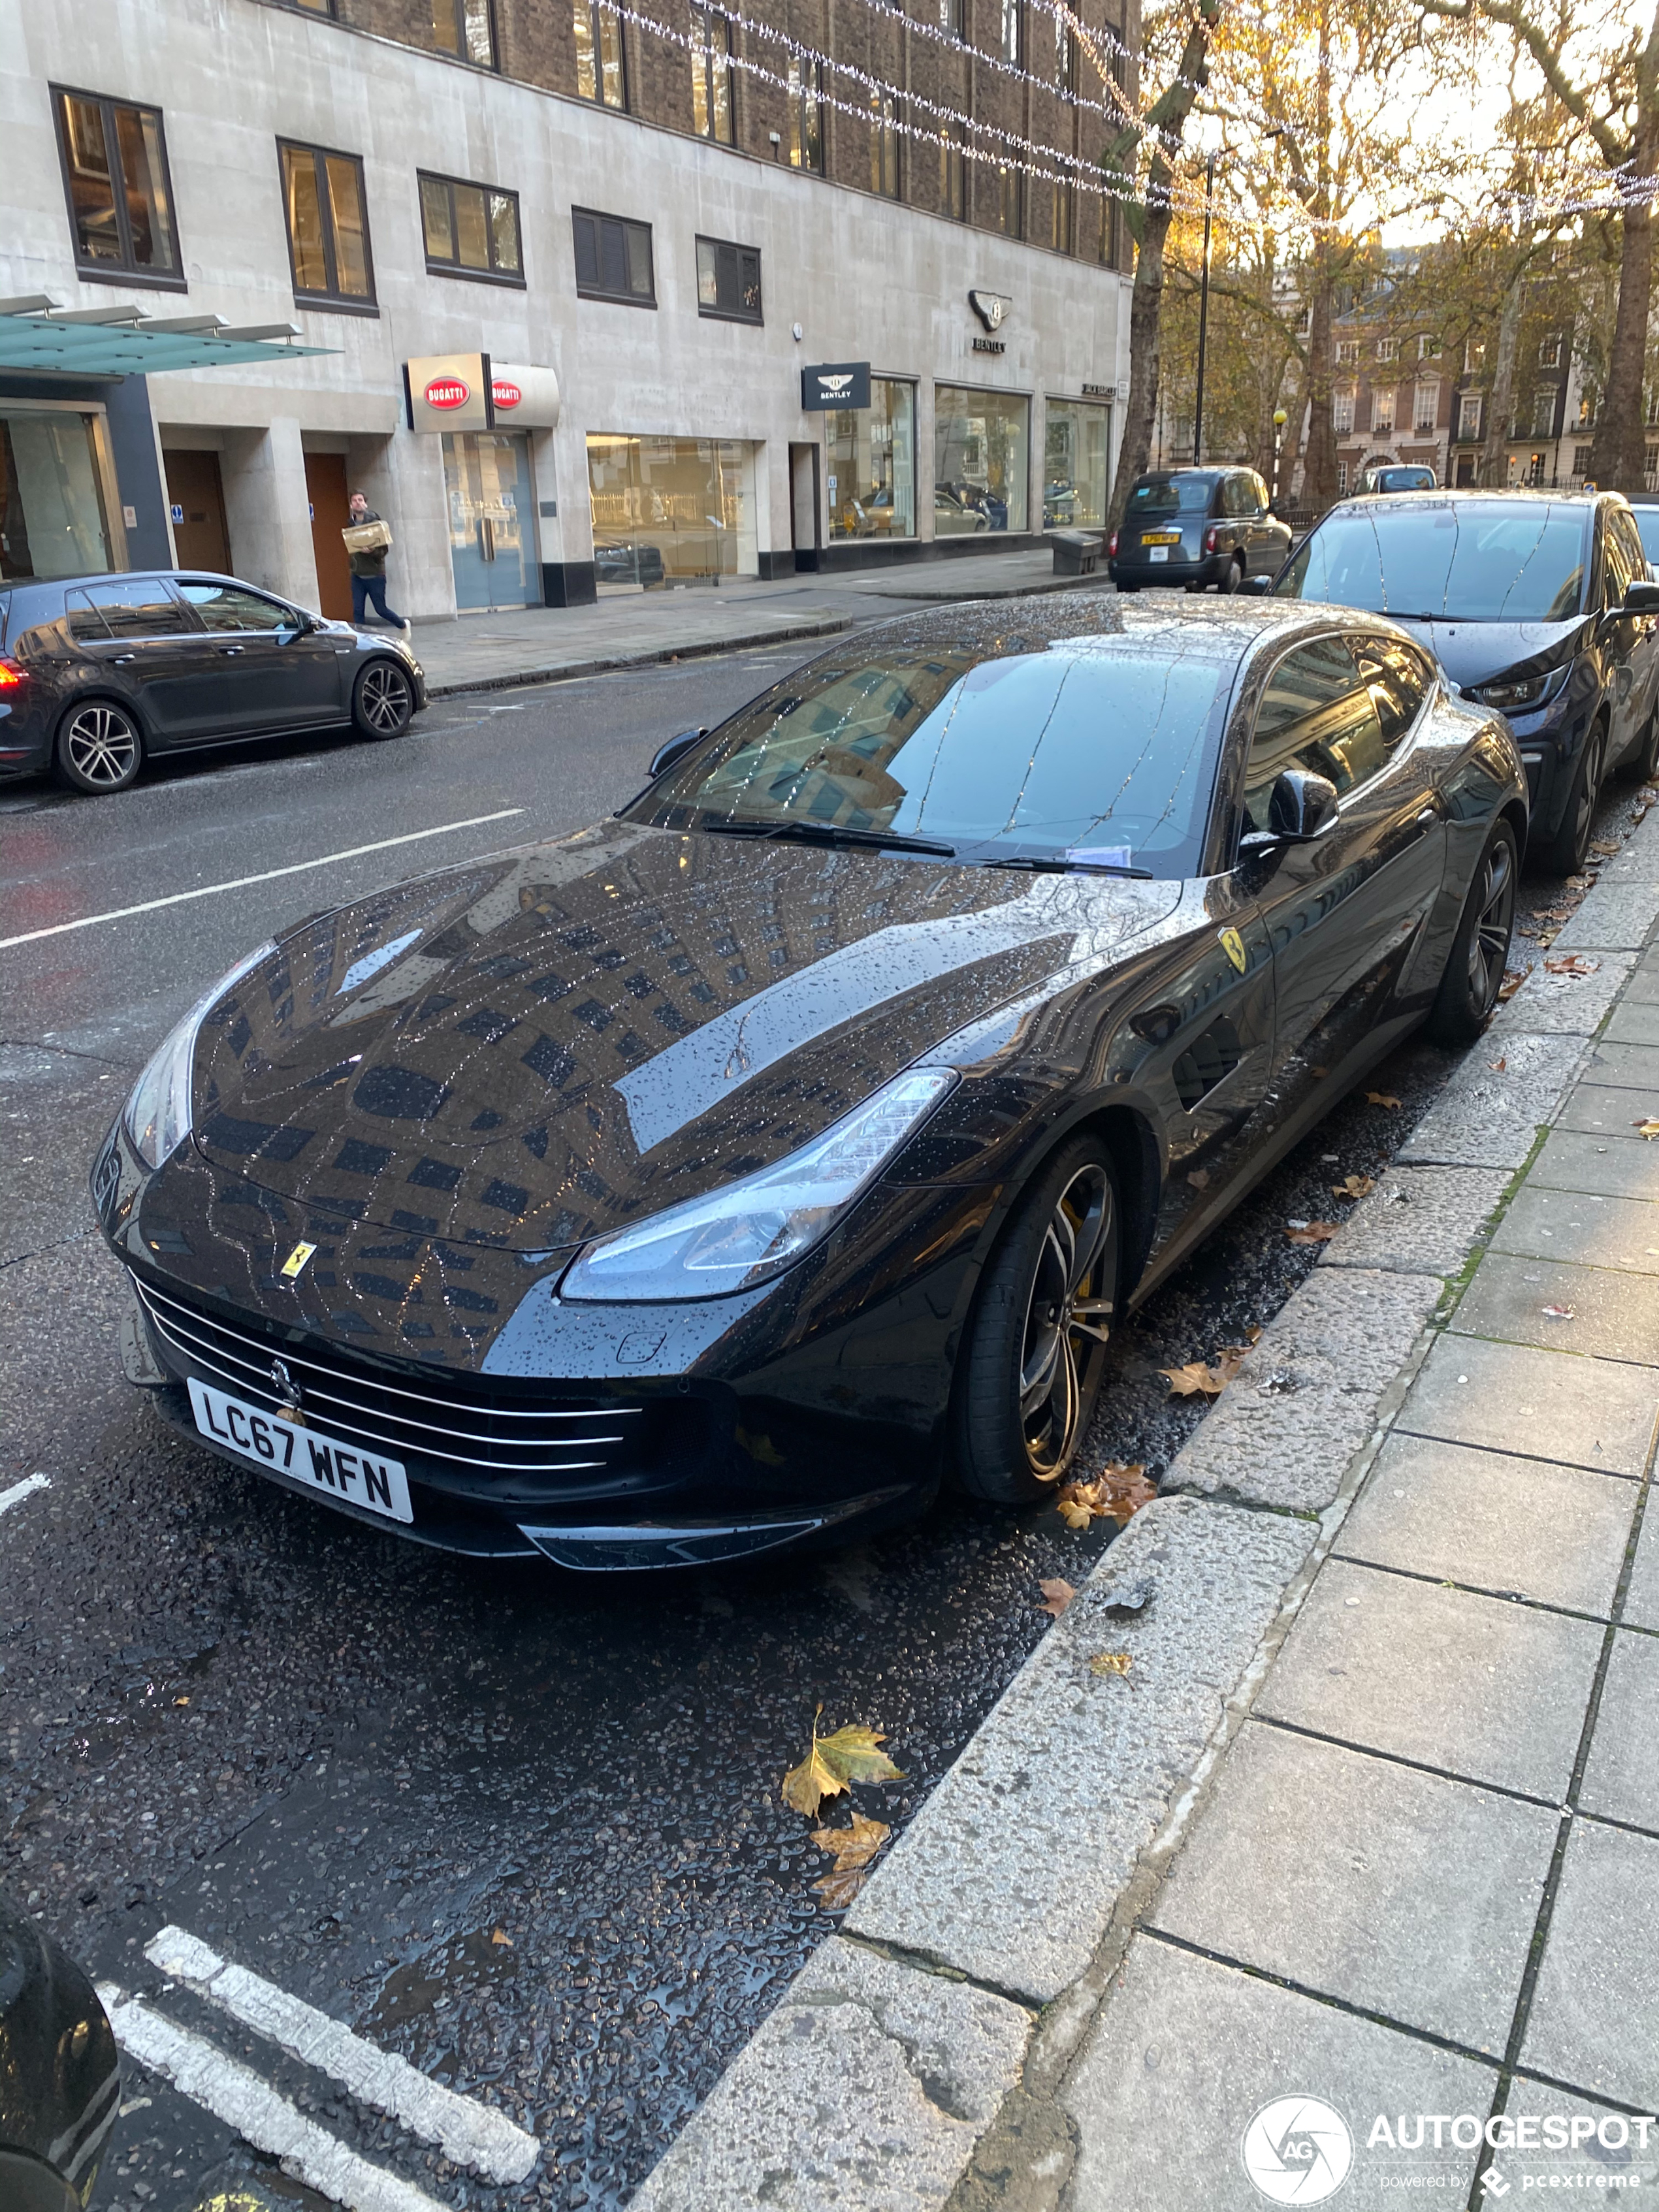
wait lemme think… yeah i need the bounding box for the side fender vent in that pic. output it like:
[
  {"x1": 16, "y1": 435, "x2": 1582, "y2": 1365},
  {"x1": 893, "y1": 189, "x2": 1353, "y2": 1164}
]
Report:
[{"x1": 1172, "y1": 1016, "x2": 1242, "y2": 1111}]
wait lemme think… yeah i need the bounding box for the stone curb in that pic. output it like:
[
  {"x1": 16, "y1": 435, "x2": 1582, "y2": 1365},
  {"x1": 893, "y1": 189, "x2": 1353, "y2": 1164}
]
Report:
[
  {"x1": 423, "y1": 615, "x2": 854, "y2": 699},
  {"x1": 628, "y1": 809, "x2": 1659, "y2": 2211}
]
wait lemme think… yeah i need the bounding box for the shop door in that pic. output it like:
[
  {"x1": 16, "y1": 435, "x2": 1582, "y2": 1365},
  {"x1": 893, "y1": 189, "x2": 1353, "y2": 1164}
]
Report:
[
  {"x1": 444, "y1": 432, "x2": 540, "y2": 610},
  {"x1": 304, "y1": 452, "x2": 354, "y2": 619},
  {"x1": 163, "y1": 450, "x2": 230, "y2": 575},
  {"x1": 790, "y1": 442, "x2": 820, "y2": 572}
]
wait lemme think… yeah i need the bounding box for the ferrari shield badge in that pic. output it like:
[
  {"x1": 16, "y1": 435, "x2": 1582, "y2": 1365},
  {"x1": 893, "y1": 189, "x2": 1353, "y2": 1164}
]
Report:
[
  {"x1": 1219, "y1": 926, "x2": 1248, "y2": 974},
  {"x1": 279, "y1": 1240, "x2": 317, "y2": 1281}
]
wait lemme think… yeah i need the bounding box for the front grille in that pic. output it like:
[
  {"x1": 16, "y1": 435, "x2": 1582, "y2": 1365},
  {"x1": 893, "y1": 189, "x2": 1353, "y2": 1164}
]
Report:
[{"x1": 134, "y1": 1277, "x2": 646, "y2": 1480}]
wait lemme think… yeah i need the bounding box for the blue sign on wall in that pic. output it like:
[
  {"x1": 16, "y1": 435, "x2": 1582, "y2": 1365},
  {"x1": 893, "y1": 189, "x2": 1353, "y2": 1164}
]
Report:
[{"x1": 170, "y1": 504, "x2": 184, "y2": 524}]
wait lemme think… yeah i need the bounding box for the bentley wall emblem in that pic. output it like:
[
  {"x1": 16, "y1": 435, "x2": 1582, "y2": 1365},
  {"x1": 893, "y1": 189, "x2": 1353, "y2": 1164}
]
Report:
[
  {"x1": 280, "y1": 1240, "x2": 317, "y2": 1281},
  {"x1": 969, "y1": 289, "x2": 1012, "y2": 333},
  {"x1": 1219, "y1": 926, "x2": 1248, "y2": 974}
]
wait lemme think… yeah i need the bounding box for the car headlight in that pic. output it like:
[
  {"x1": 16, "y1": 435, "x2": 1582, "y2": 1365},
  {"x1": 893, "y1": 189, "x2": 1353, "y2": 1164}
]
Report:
[
  {"x1": 123, "y1": 941, "x2": 276, "y2": 1170},
  {"x1": 560, "y1": 1068, "x2": 958, "y2": 1303},
  {"x1": 1468, "y1": 665, "x2": 1568, "y2": 713}
]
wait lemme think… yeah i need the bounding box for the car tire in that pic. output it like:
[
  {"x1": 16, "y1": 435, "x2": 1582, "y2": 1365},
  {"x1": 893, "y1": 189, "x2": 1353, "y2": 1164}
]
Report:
[
  {"x1": 1426, "y1": 820, "x2": 1519, "y2": 1045},
  {"x1": 1623, "y1": 705, "x2": 1659, "y2": 783},
  {"x1": 1217, "y1": 554, "x2": 1244, "y2": 594},
  {"x1": 952, "y1": 1135, "x2": 1120, "y2": 1503},
  {"x1": 1536, "y1": 718, "x2": 1607, "y2": 875},
  {"x1": 352, "y1": 658, "x2": 414, "y2": 740},
  {"x1": 54, "y1": 697, "x2": 142, "y2": 795}
]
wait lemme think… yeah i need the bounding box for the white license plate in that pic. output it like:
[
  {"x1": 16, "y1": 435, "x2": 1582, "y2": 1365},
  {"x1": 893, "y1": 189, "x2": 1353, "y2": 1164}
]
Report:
[
  {"x1": 187, "y1": 1377, "x2": 413, "y2": 1524},
  {"x1": 1148, "y1": 545, "x2": 1170, "y2": 562}
]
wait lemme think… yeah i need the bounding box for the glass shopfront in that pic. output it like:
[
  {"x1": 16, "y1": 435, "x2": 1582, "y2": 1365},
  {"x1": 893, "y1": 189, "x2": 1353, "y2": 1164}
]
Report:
[
  {"x1": 585, "y1": 434, "x2": 756, "y2": 588},
  {"x1": 826, "y1": 379, "x2": 916, "y2": 543},
  {"x1": 443, "y1": 431, "x2": 540, "y2": 610},
  {"x1": 0, "y1": 409, "x2": 112, "y2": 581},
  {"x1": 934, "y1": 385, "x2": 1029, "y2": 534},
  {"x1": 1043, "y1": 398, "x2": 1112, "y2": 529}
]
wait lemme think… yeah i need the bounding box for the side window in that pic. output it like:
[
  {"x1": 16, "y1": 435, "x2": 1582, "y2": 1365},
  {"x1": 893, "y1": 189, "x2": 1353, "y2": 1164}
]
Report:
[
  {"x1": 1603, "y1": 512, "x2": 1637, "y2": 610},
  {"x1": 63, "y1": 588, "x2": 112, "y2": 643},
  {"x1": 1613, "y1": 510, "x2": 1648, "y2": 598},
  {"x1": 79, "y1": 578, "x2": 192, "y2": 639},
  {"x1": 1350, "y1": 635, "x2": 1430, "y2": 746},
  {"x1": 1250, "y1": 472, "x2": 1270, "y2": 513},
  {"x1": 1244, "y1": 637, "x2": 1389, "y2": 831},
  {"x1": 178, "y1": 581, "x2": 295, "y2": 632}
]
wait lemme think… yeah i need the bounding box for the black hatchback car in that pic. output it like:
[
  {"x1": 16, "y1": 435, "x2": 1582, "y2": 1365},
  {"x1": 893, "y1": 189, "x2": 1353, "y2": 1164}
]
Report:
[
  {"x1": 1268, "y1": 490, "x2": 1659, "y2": 873},
  {"x1": 1108, "y1": 468, "x2": 1293, "y2": 594},
  {"x1": 0, "y1": 570, "x2": 427, "y2": 795}
]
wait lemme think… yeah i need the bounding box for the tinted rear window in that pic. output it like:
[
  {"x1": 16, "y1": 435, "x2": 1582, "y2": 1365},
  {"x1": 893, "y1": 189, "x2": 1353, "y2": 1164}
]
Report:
[
  {"x1": 1130, "y1": 475, "x2": 1218, "y2": 519},
  {"x1": 1277, "y1": 500, "x2": 1591, "y2": 622},
  {"x1": 77, "y1": 577, "x2": 193, "y2": 639},
  {"x1": 0, "y1": 583, "x2": 71, "y2": 651}
]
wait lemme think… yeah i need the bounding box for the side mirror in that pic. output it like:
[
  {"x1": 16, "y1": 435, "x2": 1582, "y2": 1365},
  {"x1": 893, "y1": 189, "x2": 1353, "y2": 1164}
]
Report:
[
  {"x1": 649, "y1": 727, "x2": 707, "y2": 779},
  {"x1": 1621, "y1": 581, "x2": 1659, "y2": 617},
  {"x1": 1236, "y1": 575, "x2": 1274, "y2": 597},
  {"x1": 1268, "y1": 767, "x2": 1340, "y2": 841}
]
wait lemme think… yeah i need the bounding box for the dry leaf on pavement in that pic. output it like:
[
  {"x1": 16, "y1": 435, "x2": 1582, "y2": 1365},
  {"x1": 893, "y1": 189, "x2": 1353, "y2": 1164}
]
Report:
[
  {"x1": 1037, "y1": 1577, "x2": 1076, "y2": 1618},
  {"x1": 1366, "y1": 1091, "x2": 1402, "y2": 1110},
  {"x1": 1286, "y1": 1220, "x2": 1339, "y2": 1244},
  {"x1": 1590, "y1": 840, "x2": 1621, "y2": 857},
  {"x1": 1545, "y1": 954, "x2": 1599, "y2": 978},
  {"x1": 1541, "y1": 1304, "x2": 1575, "y2": 1320},
  {"x1": 1634, "y1": 1117, "x2": 1659, "y2": 1140},
  {"x1": 1055, "y1": 1463, "x2": 1156, "y2": 1530},
  {"x1": 1497, "y1": 968, "x2": 1530, "y2": 1002},
  {"x1": 1489, "y1": 1057, "x2": 1507, "y2": 1072},
  {"x1": 1089, "y1": 1652, "x2": 1133, "y2": 1678},
  {"x1": 809, "y1": 1813, "x2": 892, "y2": 1910},
  {"x1": 782, "y1": 1708, "x2": 904, "y2": 1817},
  {"x1": 1332, "y1": 1174, "x2": 1375, "y2": 1200},
  {"x1": 491, "y1": 1927, "x2": 513, "y2": 1947}
]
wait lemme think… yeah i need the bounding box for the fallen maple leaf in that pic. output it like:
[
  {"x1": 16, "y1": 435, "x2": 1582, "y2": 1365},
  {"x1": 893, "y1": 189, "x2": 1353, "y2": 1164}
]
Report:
[
  {"x1": 1366, "y1": 1091, "x2": 1402, "y2": 1110},
  {"x1": 809, "y1": 1810, "x2": 890, "y2": 1905},
  {"x1": 491, "y1": 1927, "x2": 514, "y2": 1948},
  {"x1": 1287, "y1": 1220, "x2": 1339, "y2": 1244},
  {"x1": 1089, "y1": 1651, "x2": 1133, "y2": 1677},
  {"x1": 782, "y1": 1708, "x2": 904, "y2": 1818},
  {"x1": 1540, "y1": 1304, "x2": 1575, "y2": 1320},
  {"x1": 1038, "y1": 1577, "x2": 1076, "y2": 1619},
  {"x1": 1332, "y1": 1174, "x2": 1375, "y2": 1201},
  {"x1": 1545, "y1": 954, "x2": 1599, "y2": 978},
  {"x1": 1489, "y1": 1057, "x2": 1507, "y2": 1073},
  {"x1": 1055, "y1": 1463, "x2": 1156, "y2": 1530},
  {"x1": 1497, "y1": 967, "x2": 1530, "y2": 1001},
  {"x1": 1634, "y1": 1118, "x2": 1659, "y2": 1140}
]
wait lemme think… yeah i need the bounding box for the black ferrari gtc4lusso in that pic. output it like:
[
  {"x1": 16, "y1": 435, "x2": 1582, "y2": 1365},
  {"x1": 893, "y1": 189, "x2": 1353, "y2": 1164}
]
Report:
[{"x1": 94, "y1": 598, "x2": 1526, "y2": 1569}]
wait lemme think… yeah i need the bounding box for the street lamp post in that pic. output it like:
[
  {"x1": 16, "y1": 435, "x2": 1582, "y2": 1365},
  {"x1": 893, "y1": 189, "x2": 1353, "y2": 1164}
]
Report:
[
  {"x1": 1192, "y1": 147, "x2": 1216, "y2": 466},
  {"x1": 1272, "y1": 404, "x2": 1288, "y2": 507}
]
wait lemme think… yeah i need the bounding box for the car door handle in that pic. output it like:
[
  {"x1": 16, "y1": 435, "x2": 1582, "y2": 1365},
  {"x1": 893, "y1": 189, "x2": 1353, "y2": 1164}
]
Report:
[
  {"x1": 217, "y1": 645, "x2": 246, "y2": 656},
  {"x1": 1415, "y1": 805, "x2": 1441, "y2": 824},
  {"x1": 112, "y1": 653, "x2": 138, "y2": 664}
]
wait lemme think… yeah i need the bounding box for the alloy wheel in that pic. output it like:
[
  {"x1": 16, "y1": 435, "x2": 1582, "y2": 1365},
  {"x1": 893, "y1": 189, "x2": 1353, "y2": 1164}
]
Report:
[
  {"x1": 1571, "y1": 728, "x2": 1607, "y2": 861},
  {"x1": 360, "y1": 664, "x2": 411, "y2": 734},
  {"x1": 1466, "y1": 833, "x2": 1515, "y2": 1014},
  {"x1": 63, "y1": 703, "x2": 140, "y2": 788},
  {"x1": 1018, "y1": 1162, "x2": 1115, "y2": 1479}
]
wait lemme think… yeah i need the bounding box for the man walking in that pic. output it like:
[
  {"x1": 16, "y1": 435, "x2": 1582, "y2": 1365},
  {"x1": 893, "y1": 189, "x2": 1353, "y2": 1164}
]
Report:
[{"x1": 345, "y1": 491, "x2": 411, "y2": 631}]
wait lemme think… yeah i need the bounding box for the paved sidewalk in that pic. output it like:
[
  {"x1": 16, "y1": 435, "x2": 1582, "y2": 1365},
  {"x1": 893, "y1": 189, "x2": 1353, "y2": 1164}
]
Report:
[
  {"x1": 406, "y1": 547, "x2": 1101, "y2": 696},
  {"x1": 630, "y1": 818, "x2": 1659, "y2": 2211}
]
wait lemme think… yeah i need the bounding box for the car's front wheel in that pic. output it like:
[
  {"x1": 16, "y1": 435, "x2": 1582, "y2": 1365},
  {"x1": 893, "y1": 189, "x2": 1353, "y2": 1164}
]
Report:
[
  {"x1": 1537, "y1": 719, "x2": 1606, "y2": 875},
  {"x1": 1426, "y1": 820, "x2": 1518, "y2": 1044},
  {"x1": 352, "y1": 659, "x2": 414, "y2": 740},
  {"x1": 953, "y1": 1136, "x2": 1120, "y2": 1503},
  {"x1": 55, "y1": 698, "x2": 142, "y2": 794}
]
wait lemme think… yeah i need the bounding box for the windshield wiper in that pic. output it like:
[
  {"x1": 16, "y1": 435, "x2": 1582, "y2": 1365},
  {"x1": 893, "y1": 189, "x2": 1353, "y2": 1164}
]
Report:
[
  {"x1": 980, "y1": 854, "x2": 1155, "y2": 880},
  {"x1": 701, "y1": 818, "x2": 957, "y2": 858}
]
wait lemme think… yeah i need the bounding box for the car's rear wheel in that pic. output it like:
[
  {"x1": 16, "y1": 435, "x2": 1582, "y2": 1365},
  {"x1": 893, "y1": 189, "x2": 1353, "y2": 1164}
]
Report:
[
  {"x1": 352, "y1": 659, "x2": 414, "y2": 740},
  {"x1": 953, "y1": 1136, "x2": 1120, "y2": 1503},
  {"x1": 1536, "y1": 718, "x2": 1607, "y2": 875},
  {"x1": 54, "y1": 698, "x2": 142, "y2": 794},
  {"x1": 1217, "y1": 554, "x2": 1244, "y2": 594},
  {"x1": 1426, "y1": 820, "x2": 1518, "y2": 1044}
]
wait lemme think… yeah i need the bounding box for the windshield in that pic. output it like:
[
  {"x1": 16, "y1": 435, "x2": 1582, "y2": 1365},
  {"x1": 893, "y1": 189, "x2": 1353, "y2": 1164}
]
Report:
[
  {"x1": 627, "y1": 634, "x2": 1238, "y2": 878},
  {"x1": 1130, "y1": 475, "x2": 1216, "y2": 519},
  {"x1": 1277, "y1": 500, "x2": 1590, "y2": 622},
  {"x1": 1374, "y1": 468, "x2": 1434, "y2": 492}
]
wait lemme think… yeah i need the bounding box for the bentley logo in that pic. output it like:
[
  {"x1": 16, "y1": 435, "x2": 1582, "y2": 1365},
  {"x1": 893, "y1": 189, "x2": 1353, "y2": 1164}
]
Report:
[
  {"x1": 969, "y1": 289, "x2": 1012, "y2": 333},
  {"x1": 280, "y1": 1240, "x2": 317, "y2": 1281},
  {"x1": 270, "y1": 1358, "x2": 305, "y2": 1423},
  {"x1": 1219, "y1": 926, "x2": 1248, "y2": 974},
  {"x1": 817, "y1": 373, "x2": 855, "y2": 395}
]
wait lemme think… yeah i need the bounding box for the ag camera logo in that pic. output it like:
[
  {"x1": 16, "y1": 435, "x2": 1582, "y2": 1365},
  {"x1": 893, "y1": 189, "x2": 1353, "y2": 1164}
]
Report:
[{"x1": 1242, "y1": 2096, "x2": 1354, "y2": 2202}]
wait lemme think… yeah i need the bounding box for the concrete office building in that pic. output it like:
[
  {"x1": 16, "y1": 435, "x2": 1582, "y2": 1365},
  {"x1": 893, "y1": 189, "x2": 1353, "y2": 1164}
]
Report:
[{"x1": 1, "y1": 0, "x2": 1135, "y2": 620}]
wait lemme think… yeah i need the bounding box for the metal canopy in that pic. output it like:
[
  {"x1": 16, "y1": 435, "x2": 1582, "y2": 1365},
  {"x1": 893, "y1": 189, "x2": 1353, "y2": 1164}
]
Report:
[{"x1": 0, "y1": 296, "x2": 338, "y2": 377}]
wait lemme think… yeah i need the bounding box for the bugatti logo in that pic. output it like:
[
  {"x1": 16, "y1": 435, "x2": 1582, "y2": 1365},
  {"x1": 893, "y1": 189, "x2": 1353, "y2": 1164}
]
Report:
[
  {"x1": 423, "y1": 376, "x2": 470, "y2": 409},
  {"x1": 1241, "y1": 2096, "x2": 1353, "y2": 2202},
  {"x1": 818, "y1": 374, "x2": 855, "y2": 395},
  {"x1": 1219, "y1": 925, "x2": 1248, "y2": 973},
  {"x1": 491, "y1": 377, "x2": 522, "y2": 409},
  {"x1": 270, "y1": 1359, "x2": 305, "y2": 1421},
  {"x1": 969, "y1": 289, "x2": 1012, "y2": 332},
  {"x1": 280, "y1": 1240, "x2": 317, "y2": 1281}
]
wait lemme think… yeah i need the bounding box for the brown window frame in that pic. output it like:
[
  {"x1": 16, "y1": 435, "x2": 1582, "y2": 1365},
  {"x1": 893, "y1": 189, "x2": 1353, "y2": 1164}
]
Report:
[
  {"x1": 417, "y1": 171, "x2": 525, "y2": 287},
  {"x1": 50, "y1": 84, "x2": 186, "y2": 291},
  {"x1": 276, "y1": 139, "x2": 378, "y2": 315}
]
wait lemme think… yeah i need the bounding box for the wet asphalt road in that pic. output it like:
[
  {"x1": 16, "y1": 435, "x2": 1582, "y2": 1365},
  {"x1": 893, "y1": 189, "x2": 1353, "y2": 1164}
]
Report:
[{"x1": 0, "y1": 626, "x2": 1647, "y2": 2212}]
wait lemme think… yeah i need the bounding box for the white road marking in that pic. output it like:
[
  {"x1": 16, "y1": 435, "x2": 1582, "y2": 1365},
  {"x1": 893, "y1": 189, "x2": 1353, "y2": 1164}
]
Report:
[
  {"x1": 0, "y1": 1471, "x2": 50, "y2": 1518},
  {"x1": 145, "y1": 1925, "x2": 538, "y2": 2185},
  {"x1": 97, "y1": 1986, "x2": 450, "y2": 2212},
  {"x1": 0, "y1": 810, "x2": 527, "y2": 952}
]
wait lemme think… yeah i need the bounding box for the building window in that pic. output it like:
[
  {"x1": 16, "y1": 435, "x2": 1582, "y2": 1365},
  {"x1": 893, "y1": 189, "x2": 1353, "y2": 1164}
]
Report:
[
  {"x1": 1051, "y1": 177, "x2": 1075, "y2": 253},
  {"x1": 1646, "y1": 445, "x2": 1659, "y2": 492},
  {"x1": 870, "y1": 86, "x2": 901, "y2": 197},
  {"x1": 1055, "y1": 14, "x2": 1076, "y2": 88},
  {"x1": 432, "y1": 0, "x2": 495, "y2": 65},
  {"x1": 1526, "y1": 451, "x2": 1546, "y2": 486},
  {"x1": 587, "y1": 434, "x2": 756, "y2": 583},
  {"x1": 1572, "y1": 444, "x2": 1592, "y2": 478},
  {"x1": 993, "y1": 159, "x2": 1023, "y2": 236},
  {"x1": 1044, "y1": 397, "x2": 1111, "y2": 528},
  {"x1": 1336, "y1": 461, "x2": 1349, "y2": 495},
  {"x1": 1539, "y1": 336, "x2": 1562, "y2": 368},
  {"x1": 1532, "y1": 386, "x2": 1557, "y2": 437},
  {"x1": 51, "y1": 86, "x2": 181, "y2": 284},
  {"x1": 575, "y1": 0, "x2": 626, "y2": 106},
  {"x1": 1413, "y1": 380, "x2": 1438, "y2": 432},
  {"x1": 278, "y1": 141, "x2": 374, "y2": 308},
  {"x1": 1371, "y1": 387, "x2": 1394, "y2": 434},
  {"x1": 1333, "y1": 391, "x2": 1355, "y2": 434},
  {"x1": 826, "y1": 379, "x2": 916, "y2": 542},
  {"x1": 788, "y1": 56, "x2": 824, "y2": 172},
  {"x1": 939, "y1": 0, "x2": 963, "y2": 31},
  {"x1": 690, "y1": 3, "x2": 734, "y2": 142},
  {"x1": 1577, "y1": 395, "x2": 1595, "y2": 427},
  {"x1": 1465, "y1": 339, "x2": 1485, "y2": 373},
  {"x1": 1099, "y1": 189, "x2": 1120, "y2": 268},
  {"x1": 1458, "y1": 393, "x2": 1482, "y2": 441},
  {"x1": 1376, "y1": 336, "x2": 1398, "y2": 362},
  {"x1": 939, "y1": 119, "x2": 966, "y2": 219},
  {"x1": 572, "y1": 207, "x2": 654, "y2": 305},
  {"x1": 935, "y1": 384, "x2": 1030, "y2": 533},
  {"x1": 419, "y1": 174, "x2": 522, "y2": 283},
  {"x1": 1000, "y1": 0, "x2": 1022, "y2": 63},
  {"x1": 1336, "y1": 340, "x2": 1360, "y2": 366},
  {"x1": 1419, "y1": 332, "x2": 1441, "y2": 360},
  {"x1": 696, "y1": 235, "x2": 761, "y2": 321}
]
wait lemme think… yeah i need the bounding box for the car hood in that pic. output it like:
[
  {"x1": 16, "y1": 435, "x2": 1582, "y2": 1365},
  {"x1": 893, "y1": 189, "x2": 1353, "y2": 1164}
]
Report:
[
  {"x1": 1387, "y1": 614, "x2": 1588, "y2": 692},
  {"x1": 189, "y1": 821, "x2": 1180, "y2": 1253}
]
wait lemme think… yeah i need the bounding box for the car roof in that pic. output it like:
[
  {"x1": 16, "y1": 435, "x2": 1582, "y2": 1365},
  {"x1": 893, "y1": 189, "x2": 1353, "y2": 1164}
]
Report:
[{"x1": 1321, "y1": 488, "x2": 1605, "y2": 521}]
